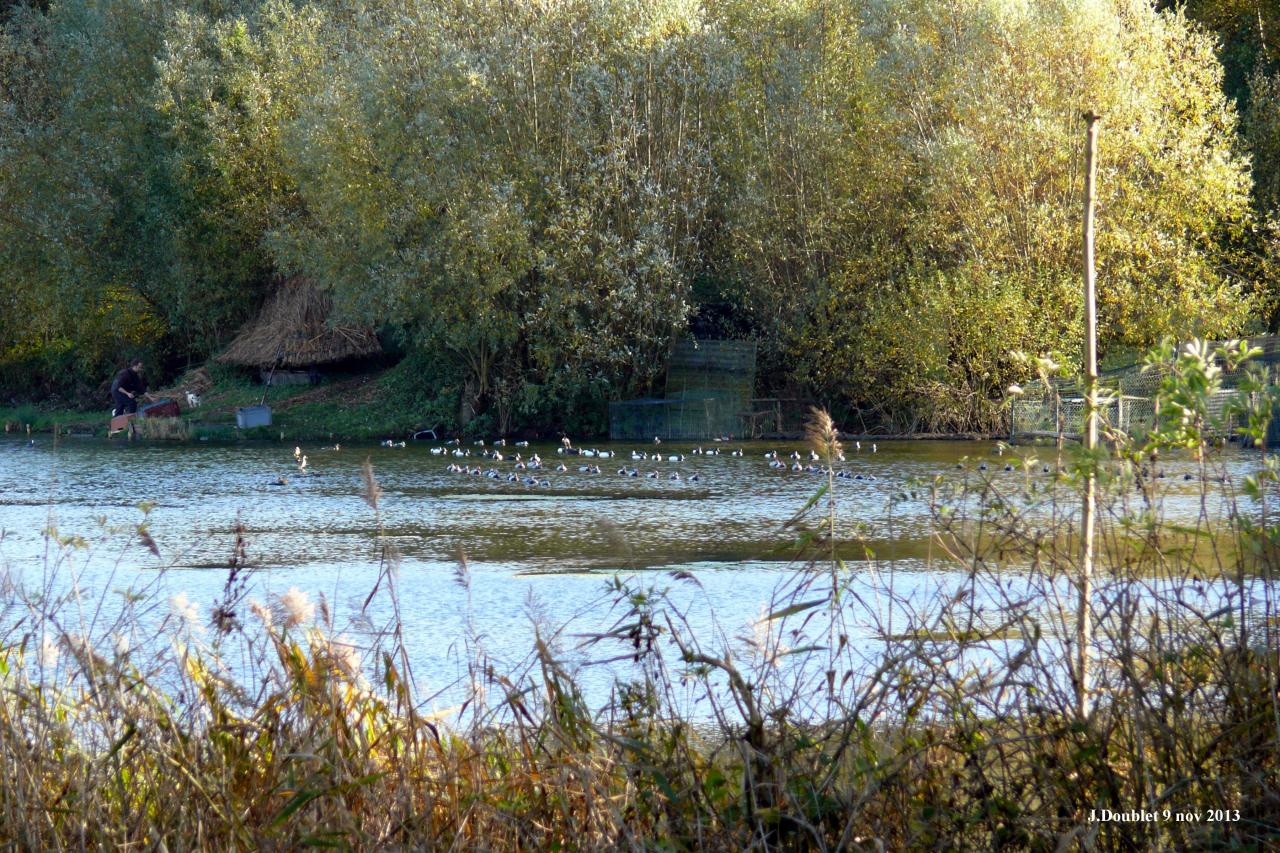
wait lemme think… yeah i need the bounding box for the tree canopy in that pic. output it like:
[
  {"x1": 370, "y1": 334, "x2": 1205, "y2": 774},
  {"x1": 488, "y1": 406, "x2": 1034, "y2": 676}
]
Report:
[{"x1": 0, "y1": 0, "x2": 1272, "y2": 432}]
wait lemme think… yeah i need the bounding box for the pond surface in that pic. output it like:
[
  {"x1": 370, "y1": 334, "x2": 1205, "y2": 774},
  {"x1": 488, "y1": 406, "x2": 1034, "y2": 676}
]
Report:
[{"x1": 0, "y1": 435, "x2": 1267, "y2": 710}]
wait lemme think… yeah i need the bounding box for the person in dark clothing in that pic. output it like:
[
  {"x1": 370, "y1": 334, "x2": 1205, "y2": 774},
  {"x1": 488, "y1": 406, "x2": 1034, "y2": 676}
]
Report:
[{"x1": 110, "y1": 360, "x2": 150, "y2": 416}]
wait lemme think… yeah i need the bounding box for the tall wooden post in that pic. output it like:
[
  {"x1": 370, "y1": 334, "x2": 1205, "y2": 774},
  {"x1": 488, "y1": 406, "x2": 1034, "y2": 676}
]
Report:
[{"x1": 1079, "y1": 110, "x2": 1101, "y2": 720}]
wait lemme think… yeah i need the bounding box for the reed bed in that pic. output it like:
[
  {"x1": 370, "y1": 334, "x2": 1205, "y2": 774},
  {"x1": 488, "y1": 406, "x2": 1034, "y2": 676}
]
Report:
[{"x1": 1, "y1": 340, "x2": 1278, "y2": 850}]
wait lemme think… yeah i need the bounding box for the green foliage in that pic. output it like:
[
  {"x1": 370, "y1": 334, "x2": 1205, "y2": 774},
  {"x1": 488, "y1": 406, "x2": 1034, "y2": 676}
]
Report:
[
  {"x1": 782, "y1": 0, "x2": 1258, "y2": 431},
  {"x1": 0, "y1": 0, "x2": 1271, "y2": 431},
  {"x1": 1247, "y1": 68, "x2": 1280, "y2": 213}
]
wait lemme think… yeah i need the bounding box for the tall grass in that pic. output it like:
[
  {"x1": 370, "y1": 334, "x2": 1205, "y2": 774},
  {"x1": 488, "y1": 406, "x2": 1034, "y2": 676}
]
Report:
[{"x1": 0, "y1": 340, "x2": 1277, "y2": 849}]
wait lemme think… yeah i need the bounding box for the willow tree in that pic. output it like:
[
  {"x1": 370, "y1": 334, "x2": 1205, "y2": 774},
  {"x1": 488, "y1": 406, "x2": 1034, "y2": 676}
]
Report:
[
  {"x1": 785, "y1": 0, "x2": 1258, "y2": 431},
  {"x1": 272, "y1": 0, "x2": 727, "y2": 429},
  {"x1": 0, "y1": 0, "x2": 173, "y2": 397},
  {"x1": 153, "y1": 0, "x2": 331, "y2": 352}
]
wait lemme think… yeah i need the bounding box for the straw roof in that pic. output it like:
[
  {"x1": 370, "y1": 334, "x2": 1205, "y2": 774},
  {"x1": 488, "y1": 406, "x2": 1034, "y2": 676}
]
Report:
[{"x1": 216, "y1": 278, "x2": 382, "y2": 368}]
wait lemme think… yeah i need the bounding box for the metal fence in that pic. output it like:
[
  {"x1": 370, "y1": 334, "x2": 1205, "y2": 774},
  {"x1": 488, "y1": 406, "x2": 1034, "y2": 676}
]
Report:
[
  {"x1": 610, "y1": 339, "x2": 758, "y2": 440},
  {"x1": 1009, "y1": 336, "x2": 1280, "y2": 445}
]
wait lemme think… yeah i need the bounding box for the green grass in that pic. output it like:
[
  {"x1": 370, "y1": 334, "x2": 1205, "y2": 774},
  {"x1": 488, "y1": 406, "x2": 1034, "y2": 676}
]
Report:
[{"x1": 1, "y1": 362, "x2": 446, "y2": 442}]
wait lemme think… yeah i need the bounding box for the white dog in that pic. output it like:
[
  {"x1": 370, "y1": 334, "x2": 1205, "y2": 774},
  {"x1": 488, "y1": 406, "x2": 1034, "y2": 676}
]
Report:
[{"x1": 185, "y1": 391, "x2": 201, "y2": 408}]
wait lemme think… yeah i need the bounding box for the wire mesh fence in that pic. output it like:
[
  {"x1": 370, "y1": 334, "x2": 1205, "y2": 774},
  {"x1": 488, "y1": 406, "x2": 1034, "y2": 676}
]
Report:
[
  {"x1": 1010, "y1": 336, "x2": 1280, "y2": 445},
  {"x1": 610, "y1": 339, "x2": 758, "y2": 440}
]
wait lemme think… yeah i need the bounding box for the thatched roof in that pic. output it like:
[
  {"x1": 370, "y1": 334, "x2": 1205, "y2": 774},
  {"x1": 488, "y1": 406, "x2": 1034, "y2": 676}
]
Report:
[{"x1": 216, "y1": 278, "x2": 382, "y2": 368}]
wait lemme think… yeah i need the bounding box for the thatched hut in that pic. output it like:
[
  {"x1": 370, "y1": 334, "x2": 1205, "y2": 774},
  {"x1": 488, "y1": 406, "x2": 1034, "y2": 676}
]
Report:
[{"x1": 216, "y1": 278, "x2": 381, "y2": 377}]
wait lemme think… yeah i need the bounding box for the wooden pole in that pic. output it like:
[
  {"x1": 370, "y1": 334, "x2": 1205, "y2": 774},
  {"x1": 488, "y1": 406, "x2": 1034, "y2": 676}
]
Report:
[{"x1": 1079, "y1": 110, "x2": 1101, "y2": 720}]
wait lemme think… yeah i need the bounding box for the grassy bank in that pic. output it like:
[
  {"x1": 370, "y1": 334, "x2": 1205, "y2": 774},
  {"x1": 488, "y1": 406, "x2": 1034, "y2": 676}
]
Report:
[{"x1": 0, "y1": 360, "x2": 447, "y2": 443}]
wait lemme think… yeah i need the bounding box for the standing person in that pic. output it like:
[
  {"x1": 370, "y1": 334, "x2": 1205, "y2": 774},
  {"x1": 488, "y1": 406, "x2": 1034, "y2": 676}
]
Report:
[{"x1": 110, "y1": 359, "x2": 150, "y2": 416}]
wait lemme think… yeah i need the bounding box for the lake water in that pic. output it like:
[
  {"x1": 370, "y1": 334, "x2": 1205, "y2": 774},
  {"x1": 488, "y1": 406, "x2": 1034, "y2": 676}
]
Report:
[{"x1": 0, "y1": 435, "x2": 1269, "y2": 712}]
